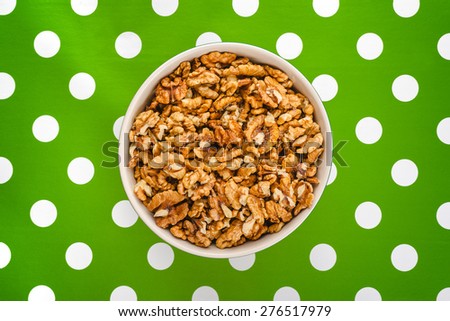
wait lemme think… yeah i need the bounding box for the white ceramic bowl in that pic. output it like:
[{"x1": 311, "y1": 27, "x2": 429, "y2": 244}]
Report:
[{"x1": 119, "y1": 42, "x2": 332, "y2": 259}]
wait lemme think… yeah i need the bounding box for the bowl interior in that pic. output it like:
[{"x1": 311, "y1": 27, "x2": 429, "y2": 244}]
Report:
[{"x1": 119, "y1": 42, "x2": 332, "y2": 258}]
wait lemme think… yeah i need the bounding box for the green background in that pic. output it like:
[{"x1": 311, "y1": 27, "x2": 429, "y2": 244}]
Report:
[{"x1": 1, "y1": 0, "x2": 450, "y2": 300}]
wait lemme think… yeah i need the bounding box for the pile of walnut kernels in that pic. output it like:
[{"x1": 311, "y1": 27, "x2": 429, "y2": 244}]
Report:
[{"x1": 128, "y1": 52, "x2": 324, "y2": 249}]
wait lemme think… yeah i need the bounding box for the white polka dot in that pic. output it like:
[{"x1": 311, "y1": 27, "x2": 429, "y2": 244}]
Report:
[
  {"x1": 147, "y1": 243, "x2": 174, "y2": 270},
  {"x1": 112, "y1": 200, "x2": 138, "y2": 228},
  {"x1": 391, "y1": 244, "x2": 418, "y2": 272},
  {"x1": 32, "y1": 115, "x2": 59, "y2": 143},
  {"x1": 437, "y1": 203, "x2": 450, "y2": 230},
  {"x1": 113, "y1": 116, "x2": 124, "y2": 140},
  {"x1": 196, "y1": 32, "x2": 222, "y2": 46},
  {"x1": 30, "y1": 200, "x2": 57, "y2": 228},
  {"x1": 28, "y1": 285, "x2": 55, "y2": 301},
  {"x1": 0, "y1": 0, "x2": 16, "y2": 15},
  {"x1": 310, "y1": 243, "x2": 336, "y2": 271},
  {"x1": 232, "y1": 0, "x2": 259, "y2": 17},
  {"x1": 229, "y1": 253, "x2": 255, "y2": 271},
  {"x1": 110, "y1": 286, "x2": 137, "y2": 301},
  {"x1": 0, "y1": 72, "x2": 15, "y2": 100},
  {"x1": 393, "y1": 0, "x2": 420, "y2": 18},
  {"x1": 192, "y1": 286, "x2": 219, "y2": 301},
  {"x1": 438, "y1": 34, "x2": 450, "y2": 60},
  {"x1": 437, "y1": 117, "x2": 450, "y2": 144},
  {"x1": 355, "y1": 202, "x2": 382, "y2": 229},
  {"x1": 327, "y1": 163, "x2": 337, "y2": 185},
  {"x1": 355, "y1": 287, "x2": 382, "y2": 301},
  {"x1": 0, "y1": 242, "x2": 11, "y2": 269},
  {"x1": 152, "y1": 0, "x2": 178, "y2": 17},
  {"x1": 312, "y1": 74, "x2": 338, "y2": 102},
  {"x1": 34, "y1": 31, "x2": 60, "y2": 58},
  {"x1": 67, "y1": 157, "x2": 95, "y2": 185},
  {"x1": 392, "y1": 74, "x2": 419, "y2": 102},
  {"x1": 65, "y1": 242, "x2": 93, "y2": 270},
  {"x1": 69, "y1": 72, "x2": 96, "y2": 100},
  {"x1": 276, "y1": 33, "x2": 303, "y2": 60},
  {"x1": 115, "y1": 32, "x2": 142, "y2": 59},
  {"x1": 274, "y1": 286, "x2": 300, "y2": 301},
  {"x1": 357, "y1": 33, "x2": 383, "y2": 60},
  {"x1": 391, "y1": 159, "x2": 418, "y2": 187},
  {"x1": 355, "y1": 117, "x2": 382, "y2": 144},
  {"x1": 437, "y1": 288, "x2": 450, "y2": 301},
  {"x1": 71, "y1": 0, "x2": 97, "y2": 16},
  {"x1": 0, "y1": 157, "x2": 13, "y2": 184},
  {"x1": 312, "y1": 0, "x2": 339, "y2": 18}
]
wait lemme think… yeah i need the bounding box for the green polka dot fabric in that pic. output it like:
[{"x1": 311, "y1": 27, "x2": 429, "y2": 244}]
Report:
[{"x1": 1, "y1": 0, "x2": 450, "y2": 301}]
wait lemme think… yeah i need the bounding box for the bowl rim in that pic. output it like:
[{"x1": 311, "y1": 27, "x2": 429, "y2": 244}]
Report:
[{"x1": 118, "y1": 42, "x2": 333, "y2": 259}]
